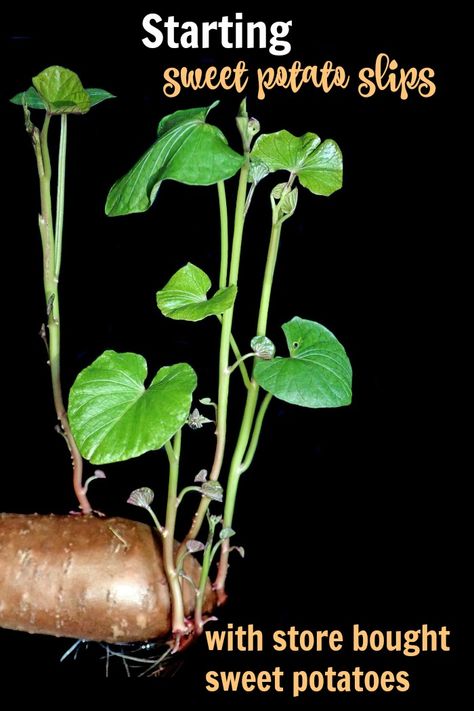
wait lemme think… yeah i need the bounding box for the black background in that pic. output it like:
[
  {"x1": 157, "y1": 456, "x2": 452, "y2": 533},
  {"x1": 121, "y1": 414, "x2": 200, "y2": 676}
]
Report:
[{"x1": 0, "y1": 5, "x2": 464, "y2": 706}]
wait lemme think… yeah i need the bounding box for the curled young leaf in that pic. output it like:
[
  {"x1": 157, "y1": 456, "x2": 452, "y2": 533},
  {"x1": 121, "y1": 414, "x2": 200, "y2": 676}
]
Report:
[
  {"x1": 230, "y1": 546, "x2": 245, "y2": 558},
  {"x1": 157, "y1": 263, "x2": 236, "y2": 322},
  {"x1": 219, "y1": 528, "x2": 236, "y2": 540},
  {"x1": 279, "y1": 187, "x2": 299, "y2": 219},
  {"x1": 194, "y1": 469, "x2": 208, "y2": 483},
  {"x1": 201, "y1": 481, "x2": 224, "y2": 503},
  {"x1": 186, "y1": 539, "x2": 206, "y2": 554},
  {"x1": 271, "y1": 182, "x2": 289, "y2": 201},
  {"x1": 32, "y1": 66, "x2": 91, "y2": 114},
  {"x1": 251, "y1": 335, "x2": 276, "y2": 360},
  {"x1": 208, "y1": 514, "x2": 223, "y2": 527},
  {"x1": 127, "y1": 487, "x2": 155, "y2": 508},
  {"x1": 188, "y1": 408, "x2": 213, "y2": 429}
]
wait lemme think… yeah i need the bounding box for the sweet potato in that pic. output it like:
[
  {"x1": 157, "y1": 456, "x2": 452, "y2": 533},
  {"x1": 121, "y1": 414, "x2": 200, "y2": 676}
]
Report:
[{"x1": 0, "y1": 513, "x2": 215, "y2": 643}]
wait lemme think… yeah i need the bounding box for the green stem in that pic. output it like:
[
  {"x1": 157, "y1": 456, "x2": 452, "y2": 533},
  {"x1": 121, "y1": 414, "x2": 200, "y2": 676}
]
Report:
[
  {"x1": 145, "y1": 505, "x2": 165, "y2": 536},
  {"x1": 257, "y1": 220, "x2": 283, "y2": 336},
  {"x1": 217, "y1": 181, "x2": 228, "y2": 289},
  {"x1": 163, "y1": 431, "x2": 187, "y2": 636},
  {"x1": 215, "y1": 215, "x2": 287, "y2": 600},
  {"x1": 176, "y1": 485, "x2": 202, "y2": 505},
  {"x1": 34, "y1": 114, "x2": 90, "y2": 514},
  {"x1": 214, "y1": 380, "x2": 259, "y2": 602},
  {"x1": 54, "y1": 115, "x2": 67, "y2": 277},
  {"x1": 240, "y1": 392, "x2": 273, "y2": 474},
  {"x1": 180, "y1": 161, "x2": 250, "y2": 550},
  {"x1": 216, "y1": 319, "x2": 251, "y2": 389},
  {"x1": 226, "y1": 352, "x2": 255, "y2": 376}
]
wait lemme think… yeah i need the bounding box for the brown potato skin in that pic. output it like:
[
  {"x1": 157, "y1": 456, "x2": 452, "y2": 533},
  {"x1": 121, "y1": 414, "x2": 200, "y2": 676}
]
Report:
[{"x1": 0, "y1": 514, "x2": 215, "y2": 643}]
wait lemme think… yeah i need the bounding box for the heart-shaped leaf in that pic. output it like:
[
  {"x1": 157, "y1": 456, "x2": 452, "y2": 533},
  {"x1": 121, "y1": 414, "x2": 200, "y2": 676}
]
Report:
[
  {"x1": 10, "y1": 86, "x2": 114, "y2": 110},
  {"x1": 254, "y1": 317, "x2": 352, "y2": 408},
  {"x1": 31, "y1": 66, "x2": 91, "y2": 114},
  {"x1": 251, "y1": 130, "x2": 342, "y2": 196},
  {"x1": 68, "y1": 350, "x2": 197, "y2": 464},
  {"x1": 105, "y1": 102, "x2": 244, "y2": 216},
  {"x1": 157, "y1": 263, "x2": 236, "y2": 321}
]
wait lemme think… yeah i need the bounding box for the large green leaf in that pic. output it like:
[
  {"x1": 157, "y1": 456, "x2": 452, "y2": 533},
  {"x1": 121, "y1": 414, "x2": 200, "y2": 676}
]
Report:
[
  {"x1": 105, "y1": 102, "x2": 244, "y2": 216},
  {"x1": 68, "y1": 350, "x2": 197, "y2": 464},
  {"x1": 10, "y1": 86, "x2": 114, "y2": 110},
  {"x1": 250, "y1": 130, "x2": 342, "y2": 196},
  {"x1": 254, "y1": 317, "x2": 352, "y2": 408},
  {"x1": 32, "y1": 66, "x2": 91, "y2": 114},
  {"x1": 156, "y1": 263, "x2": 236, "y2": 321}
]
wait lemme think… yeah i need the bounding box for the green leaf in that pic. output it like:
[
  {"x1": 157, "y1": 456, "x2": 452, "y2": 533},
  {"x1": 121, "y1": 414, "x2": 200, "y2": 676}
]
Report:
[
  {"x1": 85, "y1": 88, "x2": 115, "y2": 107},
  {"x1": 31, "y1": 66, "x2": 91, "y2": 114},
  {"x1": 68, "y1": 350, "x2": 197, "y2": 464},
  {"x1": 105, "y1": 102, "x2": 244, "y2": 216},
  {"x1": 10, "y1": 85, "x2": 114, "y2": 110},
  {"x1": 251, "y1": 130, "x2": 342, "y2": 196},
  {"x1": 157, "y1": 263, "x2": 236, "y2": 321},
  {"x1": 10, "y1": 86, "x2": 45, "y2": 109},
  {"x1": 254, "y1": 317, "x2": 352, "y2": 408}
]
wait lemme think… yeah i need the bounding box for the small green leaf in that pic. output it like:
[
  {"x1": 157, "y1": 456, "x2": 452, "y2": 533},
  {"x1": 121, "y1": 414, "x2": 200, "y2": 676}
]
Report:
[
  {"x1": 201, "y1": 481, "x2": 224, "y2": 503},
  {"x1": 220, "y1": 528, "x2": 236, "y2": 540},
  {"x1": 32, "y1": 66, "x2": 91, "y2": 114},
  {"x1": 68, "y1": 350, "x2": 197, "y2": 464},
  {"x1": 254, "y1": 317, "x2": 352, "y2": 408},
  {"x1": 105, "y1": 102, "x2": 244, "y2": 216},
  {"x1": 10, "y1": 86, "x2": 45, "y2": 109},
  {"x1": 157, "y1": 263, "x2": 236, "y2": 321},
  {"x1": 209, "y1": 514, "x2": 222, "y2": 527},
  {"x1": 251, "y1": 336, "x2": 276, "y2": 360},
  {"x1": 271, "y1": 183, "x2": 288, "y2": 201},
  {"x1": 186, "y1": 540, "x2": 206, "y2": 553},
  {"x1": 187, "y1": 408, "x2": 213, "y2": 429},
  {"x1": 279, "y1": 187, "x2": 299, "y2": 219},
  {"x1": 128, "y1": 487, "x2": 155, "y2": 508},
  {"x1": 85, "y1": 88, "x2": 115, "y2": 107},
  {"x1": 251, "y1": 130, "x2": 342, "y2": 196},
  {"x1": 194, "y1": 469, "x2": 208, "y2": 483}
]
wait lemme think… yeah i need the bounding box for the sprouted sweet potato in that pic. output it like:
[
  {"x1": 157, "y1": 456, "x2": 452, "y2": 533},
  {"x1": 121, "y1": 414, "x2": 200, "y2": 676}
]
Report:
[
  {"x1": 0, "y1": 514, "x2": 215, "y2": 643},
  {"x1": 7, "y1": 68, "x2": 351, "y2": 657}
]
